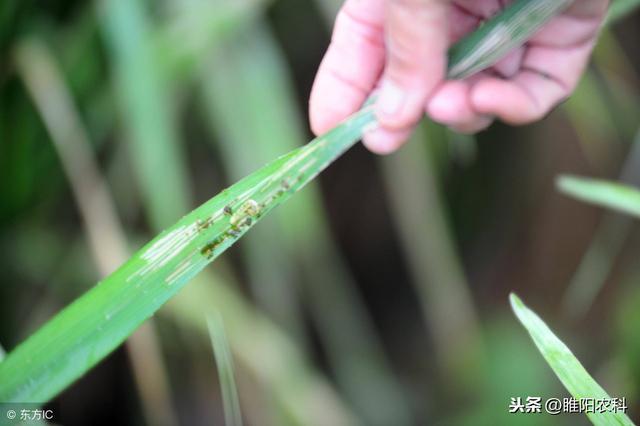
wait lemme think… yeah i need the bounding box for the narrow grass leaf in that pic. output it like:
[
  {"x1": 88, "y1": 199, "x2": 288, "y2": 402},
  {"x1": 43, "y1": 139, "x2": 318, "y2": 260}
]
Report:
[
  {"x1": 207, "y1": 314, "x2": 243, "y2": 426},
  {"x1": 15, "y1": 38, "x2": 179, "y2": 426},
  {"x1": 0, "y1": 0, "x2": 572, "y2": 404},
  {"x1": 380, "y1": 123, "x2": 482, "y2": 382},
  {"x1": 557, "y1": 175, "x2": 640, "y2": 218},
  {"x1": 510, "y1": 294, "x2": 634, "y2": 426},
  {"x1": 0, "y1": 102, "x2": 374, "y2": 404},
  {"x1": 167, "y1": 277, "x2": 358, "y2": 426},
  {"x1": 100, "y1": 0, "x2": 192, "y2": 230}
]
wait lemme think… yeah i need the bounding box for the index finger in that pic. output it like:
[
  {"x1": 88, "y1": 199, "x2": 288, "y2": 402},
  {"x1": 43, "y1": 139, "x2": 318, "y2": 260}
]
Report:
[{"x1": 309, "y1": 0, "x2": 386, "y2": 136}]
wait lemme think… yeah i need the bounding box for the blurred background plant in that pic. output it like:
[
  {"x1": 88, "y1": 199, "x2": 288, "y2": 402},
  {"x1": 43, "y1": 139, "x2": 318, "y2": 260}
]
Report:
[{"x1": 1, "y1": 0, "x2": 639, "y2": 424}]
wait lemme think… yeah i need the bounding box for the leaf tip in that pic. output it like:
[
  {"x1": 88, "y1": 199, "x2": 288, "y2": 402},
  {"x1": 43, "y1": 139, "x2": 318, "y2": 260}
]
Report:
[
  {"x1": 509, "y1": 292, "x2": 523, "y2": 312},
  {"x1": 555, "y1": 174, "x2": 581, "y2": 195}
]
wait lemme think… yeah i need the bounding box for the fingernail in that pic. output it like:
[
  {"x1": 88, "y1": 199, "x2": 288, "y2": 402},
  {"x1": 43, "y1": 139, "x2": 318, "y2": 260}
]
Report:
[{"x1": 376, "y1": 80, "x2": 406, "y2": 119}]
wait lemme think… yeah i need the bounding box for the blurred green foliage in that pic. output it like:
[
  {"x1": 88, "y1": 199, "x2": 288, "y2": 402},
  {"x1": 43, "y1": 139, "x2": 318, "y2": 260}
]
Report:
[{"x1": 1, "y1": 0, "x2": 639, "y2": 424}]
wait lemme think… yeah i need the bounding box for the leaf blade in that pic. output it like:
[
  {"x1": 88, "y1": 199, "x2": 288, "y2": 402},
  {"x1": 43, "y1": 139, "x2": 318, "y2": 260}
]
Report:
[
  {"x1": 557, "y1": 175, "x2": 640, "y2": 218},
  {"x1": 510, "y1": 294, "x2": 634, "y2": 426}
]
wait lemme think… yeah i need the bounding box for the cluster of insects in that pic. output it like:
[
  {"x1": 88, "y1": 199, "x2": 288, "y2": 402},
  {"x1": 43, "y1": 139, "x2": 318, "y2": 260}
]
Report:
[
  {"x1": 198, "y1": 176, "x2": 301, "y2": 260},
  {"x1": 200, "y1": 199, "x2": 262, "y2": 260}
]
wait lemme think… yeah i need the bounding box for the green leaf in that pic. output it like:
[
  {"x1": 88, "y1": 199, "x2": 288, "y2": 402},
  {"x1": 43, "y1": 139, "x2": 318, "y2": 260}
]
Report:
[
  {"x1": 0, "y1": 102, "x2": 374, "y2": 404},
  {"x1": 510, "y1": 294, "x2": 634, "y2": 426},
  {"x1": 0, "y1": 0, "x2": 575, "y2": 405},
  {"x1": 556, "y1": 175, "x2": 640, "y2": 218}
]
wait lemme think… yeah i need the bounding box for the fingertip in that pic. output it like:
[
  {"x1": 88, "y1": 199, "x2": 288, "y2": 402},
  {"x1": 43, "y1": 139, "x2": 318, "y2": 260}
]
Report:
[
  {"x1": 309, "y1": 0, "x2": 386, "y2": 135},
  {"x1": 469, "y1": 78, "x2": 498, "y2": 114},
  {"x1": 374, "y1": 78, "x2": 426, "y2": 131},
  {"x1": 308, "y1": 101, "x2": 334, "y2": 136},
  {"x1": 426, "y1": 81, "x2": 471, "y2": 124},
  {"x1": 425, "y1": 81, "x2": 493, "y2": 133},
  {"x1": 362, "y1": 126, "x2": 412, "y2": 155},
  {"x1": 308, "y1": 71, "x2": 367, "y2": 136},
  {"x1": 308, "y1": 100, "x2": 335, "y2": 136},
  {"x1": 470, "y1": 78, "x2": 538, "y2": 125}
]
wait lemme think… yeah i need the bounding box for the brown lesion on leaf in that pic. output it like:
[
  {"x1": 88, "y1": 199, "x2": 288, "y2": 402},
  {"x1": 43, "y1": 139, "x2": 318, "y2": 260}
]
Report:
[{"x1": 200, "y1": 235, "x2": 225, "y2": 260}]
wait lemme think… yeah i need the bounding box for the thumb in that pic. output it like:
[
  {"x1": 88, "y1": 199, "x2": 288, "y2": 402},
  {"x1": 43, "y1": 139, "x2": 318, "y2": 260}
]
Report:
[{"x1": 376, "y1": 0, "x2": 449, "y2": 130}]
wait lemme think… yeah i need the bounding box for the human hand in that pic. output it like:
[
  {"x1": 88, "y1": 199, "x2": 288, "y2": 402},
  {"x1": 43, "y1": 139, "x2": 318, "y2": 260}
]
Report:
[{"x1": 309, "y1": 0, "x2": 609, "y2": 154}]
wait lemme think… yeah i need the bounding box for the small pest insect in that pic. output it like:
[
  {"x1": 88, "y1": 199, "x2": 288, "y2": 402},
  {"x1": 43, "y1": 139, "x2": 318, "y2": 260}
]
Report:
[
  {"x1": 200, "y1": 235, "x2": 225, "y2": 259},
  {"x1": 230, "y1": 199, "x2": 260, "y2": 228},
  {"x1": 196, "y1": 217, "x2": 212, "y2": 232},
  {"x1": 201, "y1": 243, "x2": 215, "y2": 259},
  {"x1": 243, "y1": 199, "x2": 259, "y2": 216},
  {"x1": 223, "y1": 205, "x2": 233, "y2": 215}
]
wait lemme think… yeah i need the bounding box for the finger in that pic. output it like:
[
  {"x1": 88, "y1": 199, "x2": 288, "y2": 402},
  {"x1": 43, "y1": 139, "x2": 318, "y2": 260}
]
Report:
[
  {"x1": 530, "y1": 16, "x2": 604, "y2": 48},
  {"x1": 362, "y1": 126, "x2": 414, "y2": 154},
  {"x1": 309, "y1": 0, "x2": 386, "y2": 135},
  {"x1": 448, "y1": 2, "x2": 481, "y2": 42},
  {"x1": 563, "y1": 0, "x2": 610, "y2": 18},
  {"x1": 530, "y1": 0, "x2": 607, "y2": 47},
  {"x1": 470, "y1": 40, "x2": 596, "y2": 124},
  {"x1": 426, "y1": 79, "x2": 493, "y2": 133},
  {"x1": 375, "y1": 0, "x2": 449, "y2": 131},
  {"x1": 491, "y1": 47, "x2": 525, "y2": 78},
  {"x1": 453, "y1": 0, "x2": 504, "y2": 19}
]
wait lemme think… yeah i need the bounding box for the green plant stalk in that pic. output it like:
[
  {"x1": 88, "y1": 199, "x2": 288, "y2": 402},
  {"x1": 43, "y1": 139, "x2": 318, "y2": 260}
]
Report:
[
  {"x1": 157, "y1": 0, "x2": 270, "y2": 78},
  {"x1": 101, "y1": 0, "x2": 192, "y2": 230},
  {"x1": 561, "y1": 131, "x2": 640, "y2": 319},
  {"x1": 380, "y1": 124, "x2": 482, "y2": 385},
  {"x1": 558, "y1": 20, "x2": 640, "y2": 317},
  {"x1": 0, "y1": 0, "x2": 574, "y2": 404},
  {"x1": 166, "y1": 276, "x2": 358, "y2": 426},
  {"x1": 207, "y1": 314, "x2": 243, "y2": 426},
  {"x1": 607, "y1": 0, "x2": 640, "y2": 23},
  {"x1": 591, "y1": 29, "x2": 640, "y2": 141},
  {"x1": 510, "y1": 294, "x2": 634, "y2": 426},
  {"x1": 15, "y1": 37, "x2": 179, "y2": 426}
]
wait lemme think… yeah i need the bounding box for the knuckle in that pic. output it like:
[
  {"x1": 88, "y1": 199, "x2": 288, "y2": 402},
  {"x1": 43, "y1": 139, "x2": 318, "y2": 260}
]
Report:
[
  {"x1": 334, "y1": 6, "x2": 383, "y2": 47},
  {"x1": 387, "y1": 36, "x2": 420, "y2": 74}
]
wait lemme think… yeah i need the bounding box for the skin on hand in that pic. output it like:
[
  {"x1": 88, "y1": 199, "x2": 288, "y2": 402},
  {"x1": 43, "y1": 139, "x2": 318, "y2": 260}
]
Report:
[{"x1": 308, "y1": 0, "x2": 609, "y2": 154}]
